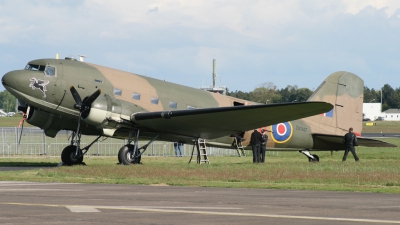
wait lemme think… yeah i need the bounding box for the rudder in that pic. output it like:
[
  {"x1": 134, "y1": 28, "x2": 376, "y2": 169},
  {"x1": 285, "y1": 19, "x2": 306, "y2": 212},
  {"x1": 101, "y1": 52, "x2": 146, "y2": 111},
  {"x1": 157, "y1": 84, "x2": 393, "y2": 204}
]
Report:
[{"x1": 307, "y1": 71, "x2": 364, "y2": 135}]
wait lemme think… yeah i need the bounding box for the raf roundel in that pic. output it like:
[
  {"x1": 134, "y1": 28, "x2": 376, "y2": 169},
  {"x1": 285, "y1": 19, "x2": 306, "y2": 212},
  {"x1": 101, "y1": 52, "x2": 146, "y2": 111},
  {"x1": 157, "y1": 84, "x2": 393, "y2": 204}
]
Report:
[{"x1": 270, "y1": 122, "x2": 293, "y2": 144}]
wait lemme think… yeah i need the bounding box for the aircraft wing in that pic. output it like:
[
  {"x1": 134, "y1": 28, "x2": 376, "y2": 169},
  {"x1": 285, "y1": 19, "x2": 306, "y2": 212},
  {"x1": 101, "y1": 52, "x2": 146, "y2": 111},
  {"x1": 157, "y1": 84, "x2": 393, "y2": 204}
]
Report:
[
  {"x1": 131, "y1": 102, "x2": 332, "y2": 139},
  {"x1": 313, "y1": 133, "x2": 397, "y2": 149}
]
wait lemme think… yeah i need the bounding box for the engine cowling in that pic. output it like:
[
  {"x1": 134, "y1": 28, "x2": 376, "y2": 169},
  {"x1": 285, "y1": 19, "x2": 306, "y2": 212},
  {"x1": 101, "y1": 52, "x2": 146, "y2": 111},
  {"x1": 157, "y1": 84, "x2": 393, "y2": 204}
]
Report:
[
  {"x1": 25, "y1": 106, "x2": 63, "y2": 137},
  {"x1": 82, "y1": 95, "x2": 109, "y2": 126}
]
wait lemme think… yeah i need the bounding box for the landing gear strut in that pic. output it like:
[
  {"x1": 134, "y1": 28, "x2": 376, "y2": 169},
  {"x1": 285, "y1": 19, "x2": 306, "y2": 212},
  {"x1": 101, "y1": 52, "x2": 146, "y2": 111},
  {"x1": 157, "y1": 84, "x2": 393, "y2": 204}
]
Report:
[
  {"x1": 300, "y1": 150, "x2": 319, "y2": 162},
  {"x1": 118, "y1": 129, "x2": 159, "y2": 165},
  {"x1": 61, "y1": 86, "x2": 102, "y2": 166}
]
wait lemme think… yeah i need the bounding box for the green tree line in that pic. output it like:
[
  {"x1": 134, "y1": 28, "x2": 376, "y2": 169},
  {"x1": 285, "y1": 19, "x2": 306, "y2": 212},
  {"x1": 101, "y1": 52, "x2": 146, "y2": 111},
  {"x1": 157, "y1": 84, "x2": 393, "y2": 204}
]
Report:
[
  {"x1": 0, "y1": 90, "x2": 16, "y2": 112},
  {"x1": 227, "y1": 84, "x2": 397, "y2": 112}
]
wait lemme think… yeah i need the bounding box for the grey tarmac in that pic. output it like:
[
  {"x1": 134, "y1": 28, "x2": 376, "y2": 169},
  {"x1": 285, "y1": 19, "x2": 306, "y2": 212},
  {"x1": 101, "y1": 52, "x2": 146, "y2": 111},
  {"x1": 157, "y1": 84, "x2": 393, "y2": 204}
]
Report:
[{"x1": 0, "y1": 181, "x2": 399, "y2": 225}]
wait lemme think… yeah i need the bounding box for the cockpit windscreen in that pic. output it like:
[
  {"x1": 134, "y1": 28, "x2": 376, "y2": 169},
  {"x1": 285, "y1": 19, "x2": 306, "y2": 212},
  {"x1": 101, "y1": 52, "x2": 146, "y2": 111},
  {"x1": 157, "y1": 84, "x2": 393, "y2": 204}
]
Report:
[{"x1": 25, "y1": 64, "x2": 45, "y2": 71}]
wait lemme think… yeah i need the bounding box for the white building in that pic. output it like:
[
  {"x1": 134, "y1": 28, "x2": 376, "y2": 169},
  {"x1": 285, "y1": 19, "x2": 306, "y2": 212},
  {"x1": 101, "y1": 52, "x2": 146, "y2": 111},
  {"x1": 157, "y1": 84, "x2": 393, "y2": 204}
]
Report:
[
  {"x1": 382, "y1": 109, "x2": 400, "y2": 121},
  {"x1": 362, "y1": 103, "x2": 382, "y2": 121}
]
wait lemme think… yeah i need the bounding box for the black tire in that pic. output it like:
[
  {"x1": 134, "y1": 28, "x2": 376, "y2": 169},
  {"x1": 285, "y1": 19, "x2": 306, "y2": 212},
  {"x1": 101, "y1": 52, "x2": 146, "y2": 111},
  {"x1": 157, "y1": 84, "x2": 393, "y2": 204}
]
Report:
[
  {"x1": 118, "y1": 144, "x2": 141, "y2": 165},
  {"x1": 117, "y1": 146, "x2": 123, "y2": 164},
  {"x1": 61, "y1": 145, "x2": 83, "y2": 166},
  {"x1": 312, "y1": 154, "x2": 319, "y2": 162},
  {"x1": 308, "y1": 154, "x2": 320, "y2": 162}
]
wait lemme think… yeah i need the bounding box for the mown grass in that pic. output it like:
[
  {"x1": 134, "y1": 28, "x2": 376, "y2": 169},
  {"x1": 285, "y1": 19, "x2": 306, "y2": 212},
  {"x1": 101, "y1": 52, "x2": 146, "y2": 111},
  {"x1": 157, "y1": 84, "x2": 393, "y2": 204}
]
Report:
[
  {"x1": 0, "y1": 115, "x2": 33, "y2": 127},
  {"x1": 1, "y1": 138, "x2": 400, "y2": 194},
  {"x1": 362, "y1": 121, "x2": 400, "y2": 133}
]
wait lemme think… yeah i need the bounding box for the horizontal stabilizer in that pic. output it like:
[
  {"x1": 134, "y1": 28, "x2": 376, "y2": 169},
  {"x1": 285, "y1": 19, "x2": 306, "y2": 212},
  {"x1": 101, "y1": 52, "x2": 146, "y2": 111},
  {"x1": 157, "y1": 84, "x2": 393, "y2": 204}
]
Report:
[
  {"x1": 132, "y1": 102, "x2": 333, "y2": 139},
  {"x1": 313, "y1": 133, "x2": 397, "y2": 150}
]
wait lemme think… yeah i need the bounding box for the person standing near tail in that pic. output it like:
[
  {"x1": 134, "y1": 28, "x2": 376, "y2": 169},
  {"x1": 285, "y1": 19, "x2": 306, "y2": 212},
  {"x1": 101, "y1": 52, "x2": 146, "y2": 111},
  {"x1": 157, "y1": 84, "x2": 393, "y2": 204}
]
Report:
[
  {"x1": 260, "y1": 129, "x2": 268, "y2": 163},
  {"x1": 250, "y1": 129, "x2": 262, "y2": 163},
  {"x1": 342, "y1": 127, "x2": 359, "y2": 162}
]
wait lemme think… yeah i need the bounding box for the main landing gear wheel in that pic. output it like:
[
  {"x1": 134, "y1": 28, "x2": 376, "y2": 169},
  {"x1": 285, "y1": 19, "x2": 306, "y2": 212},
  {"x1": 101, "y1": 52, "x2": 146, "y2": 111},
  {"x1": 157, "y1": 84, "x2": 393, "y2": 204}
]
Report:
[
  {"x1": 61, "y1": 145, "x2": 84, "y2": 166},
  {"x1": 118, "y1": 144, "x2": 141, "y2": 165},
  {"x1": 308, "y1": 154, "x2": 320, "y2": 162}
]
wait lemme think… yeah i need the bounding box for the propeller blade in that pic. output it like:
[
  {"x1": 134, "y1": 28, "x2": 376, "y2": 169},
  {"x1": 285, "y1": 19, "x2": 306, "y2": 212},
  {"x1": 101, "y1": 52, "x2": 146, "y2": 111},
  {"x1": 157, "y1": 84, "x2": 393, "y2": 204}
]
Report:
[
  {"x1": 70, "y1": 86, "x2": 82, "y2": 105},
  {"x1": 82, "y1": 89, "x2": 101, "y2": 106}
]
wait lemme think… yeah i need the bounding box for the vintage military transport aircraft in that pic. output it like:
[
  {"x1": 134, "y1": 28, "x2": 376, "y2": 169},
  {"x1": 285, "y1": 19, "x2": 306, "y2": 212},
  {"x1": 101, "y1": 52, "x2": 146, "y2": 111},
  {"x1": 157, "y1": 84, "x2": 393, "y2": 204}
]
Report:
[{"x1": 1, "y1": 57, "x2": 394, "y2": 165}]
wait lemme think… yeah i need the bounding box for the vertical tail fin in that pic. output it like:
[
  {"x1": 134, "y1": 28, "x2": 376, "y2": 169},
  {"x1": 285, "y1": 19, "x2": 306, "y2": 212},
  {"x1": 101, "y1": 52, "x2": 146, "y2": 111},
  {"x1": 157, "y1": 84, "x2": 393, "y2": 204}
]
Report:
[{"x1": 306, "y1": 71, "x2": 364, "y2": 135}]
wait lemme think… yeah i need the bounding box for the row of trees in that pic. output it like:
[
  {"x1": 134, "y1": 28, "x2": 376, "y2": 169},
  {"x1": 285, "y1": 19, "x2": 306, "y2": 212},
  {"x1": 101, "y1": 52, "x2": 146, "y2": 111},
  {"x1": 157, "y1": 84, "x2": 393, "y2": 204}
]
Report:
[
  {"x1": 227, "y1": 83, "x2": 399, "y2": 112},
  {"x1": 0, "y1": 83, "x2": 399, "y2": 112},
  {"x1": 0, "y1": 91, "x2": 16, "y2": 112},
  {"x1": 227, "y1": 82, "x2": 313, "y2": 104},
  {"x1": 364, "y1": 85, "x2": 400, "y2": 111}
]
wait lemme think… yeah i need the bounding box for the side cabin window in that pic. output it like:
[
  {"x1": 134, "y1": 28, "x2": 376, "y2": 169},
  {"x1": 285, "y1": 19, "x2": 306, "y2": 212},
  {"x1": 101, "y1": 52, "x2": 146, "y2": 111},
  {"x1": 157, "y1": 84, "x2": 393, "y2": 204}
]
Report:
[
  {"x1": 169, "y1": 101, "x2": 177, "y2": 109},
  {"x1": 113, "y1": 88, "x2": 122, "y2": 96},
  {"x1": 44, "y1": 66, "x2": 56, "y2": 76},
  {"x1": 151, "y1": 97, "x2": 159, "y2": 105},
  {"x1": 132, "y1": 92, "x2": 141, "y2": 100}
]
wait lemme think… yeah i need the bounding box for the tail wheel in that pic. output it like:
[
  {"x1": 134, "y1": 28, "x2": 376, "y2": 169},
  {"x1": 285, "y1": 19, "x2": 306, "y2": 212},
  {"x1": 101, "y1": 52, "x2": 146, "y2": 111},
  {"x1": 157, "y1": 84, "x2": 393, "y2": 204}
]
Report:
[
  {"x1": 118, "y1": 144, "x2": 141, "y2": 165},
  {"x1": 61, "y1": 145, "x2": 83, "y2": 165},
  {"x1": 308, "y1": 154, "x2": 320, "y2": 162}
]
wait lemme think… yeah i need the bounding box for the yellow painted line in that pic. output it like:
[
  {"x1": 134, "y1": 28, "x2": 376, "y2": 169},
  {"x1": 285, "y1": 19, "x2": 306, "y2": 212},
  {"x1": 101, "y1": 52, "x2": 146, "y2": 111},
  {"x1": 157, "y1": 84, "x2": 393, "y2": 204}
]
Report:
[{"x1": 2, "y1": 202, "x2": 400, "y2": 224}]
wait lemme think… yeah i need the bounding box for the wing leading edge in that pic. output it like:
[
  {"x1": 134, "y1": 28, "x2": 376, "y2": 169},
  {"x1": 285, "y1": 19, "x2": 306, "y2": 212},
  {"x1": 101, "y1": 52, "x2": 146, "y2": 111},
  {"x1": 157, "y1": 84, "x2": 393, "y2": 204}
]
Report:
[{"x1": 131, "y1": 101, "x2": 333, "y2": 139}]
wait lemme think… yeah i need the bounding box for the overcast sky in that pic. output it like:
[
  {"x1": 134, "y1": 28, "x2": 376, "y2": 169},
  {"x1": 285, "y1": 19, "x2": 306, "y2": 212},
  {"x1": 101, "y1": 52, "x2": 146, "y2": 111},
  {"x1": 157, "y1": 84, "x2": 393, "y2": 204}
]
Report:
[{"x1": 1, "y1": 0, "x2": 400, "y2": 92}]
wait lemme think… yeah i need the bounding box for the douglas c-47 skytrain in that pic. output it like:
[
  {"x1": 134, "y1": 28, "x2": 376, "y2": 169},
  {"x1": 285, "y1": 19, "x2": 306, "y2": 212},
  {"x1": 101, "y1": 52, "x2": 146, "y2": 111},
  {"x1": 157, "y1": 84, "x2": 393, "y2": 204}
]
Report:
[{"x1": 1, "y1": 57, "x2": 396, "y2": 165}]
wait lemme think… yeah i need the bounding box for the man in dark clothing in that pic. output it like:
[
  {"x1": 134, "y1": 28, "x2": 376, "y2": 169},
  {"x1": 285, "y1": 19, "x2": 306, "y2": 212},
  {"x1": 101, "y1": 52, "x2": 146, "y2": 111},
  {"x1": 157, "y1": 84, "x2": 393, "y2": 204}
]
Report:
[
  {"x1": 260, "y1": 129, "x2": 268, "y2": 163},
  {"x1": 342, "y1": 127, "x2": 359, "y2": 162},
  {"x1": 250, "y1": 129, "x2": 262, "y2": 163}
]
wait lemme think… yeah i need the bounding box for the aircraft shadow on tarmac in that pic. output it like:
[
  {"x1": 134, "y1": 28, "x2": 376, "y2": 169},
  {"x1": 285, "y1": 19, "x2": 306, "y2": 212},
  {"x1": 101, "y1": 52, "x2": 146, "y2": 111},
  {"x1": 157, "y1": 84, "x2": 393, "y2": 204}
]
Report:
[
  {"x1": 0, "y1": 162, "x2": 59, "y2": 171},
  {"x1": 0, "y1": 162, "x2": 58, "y2": 167}
]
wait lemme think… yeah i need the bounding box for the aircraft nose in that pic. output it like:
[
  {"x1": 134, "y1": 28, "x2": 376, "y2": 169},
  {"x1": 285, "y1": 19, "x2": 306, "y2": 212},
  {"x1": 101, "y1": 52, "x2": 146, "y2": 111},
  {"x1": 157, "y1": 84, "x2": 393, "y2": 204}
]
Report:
[
  {"x1": 2, "y1": 70, "x2": 23, "y2": 90},
  {"x1": 2, "y1": 71, "x2": 13, "y2": 87}
]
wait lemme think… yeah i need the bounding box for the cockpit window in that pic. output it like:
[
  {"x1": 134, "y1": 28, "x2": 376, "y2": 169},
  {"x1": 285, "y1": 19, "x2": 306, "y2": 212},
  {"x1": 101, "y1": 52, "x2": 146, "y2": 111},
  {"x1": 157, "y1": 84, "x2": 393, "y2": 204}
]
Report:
[
  {"x1": 25, "y1": 64, "x2": 45, "y2": 71},
  {"x1": 44, "y1": 66, "x2": 56, "y2": 76}
]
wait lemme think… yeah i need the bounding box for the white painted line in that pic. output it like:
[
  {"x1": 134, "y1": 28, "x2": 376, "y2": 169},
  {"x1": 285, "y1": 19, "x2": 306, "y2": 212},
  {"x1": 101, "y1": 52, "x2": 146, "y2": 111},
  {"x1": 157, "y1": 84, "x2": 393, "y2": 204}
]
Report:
[
  {"x1": 95, "y1": 206, "x2": 400, "y2": 224},
  {"x1": 124, "y1": 206, "x2": 241, "y2": 210},
  {"x1": 66, "y1": 206, "x2": 100, "y2": 213},
  {"x1": 3, "y1": 202, "x2": 400, "y2": 223}
]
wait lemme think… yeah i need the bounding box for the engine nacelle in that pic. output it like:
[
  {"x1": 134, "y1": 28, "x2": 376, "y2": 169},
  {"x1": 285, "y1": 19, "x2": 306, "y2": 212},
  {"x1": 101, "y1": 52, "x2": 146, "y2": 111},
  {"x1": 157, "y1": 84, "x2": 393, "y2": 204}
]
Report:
[
  {"x1": 82, "y1": 94, "x2": 149, "y2": 134},
  {"x1": 25, "y1": 106, "x2": 63, "y2": 137},
  {"x1": 82, "y1": 95, "x2": 109, "y2": 126}
]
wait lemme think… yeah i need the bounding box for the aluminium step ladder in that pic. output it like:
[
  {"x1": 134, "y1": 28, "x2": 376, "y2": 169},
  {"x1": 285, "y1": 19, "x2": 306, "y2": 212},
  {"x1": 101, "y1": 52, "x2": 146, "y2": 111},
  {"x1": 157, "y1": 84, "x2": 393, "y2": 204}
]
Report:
[
  {"x1": 188, "y1": 138, "x2": 210, "y2": 164},
  {"x1": 234, "y1": 137, "x2": 246, "y2": 157}
]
